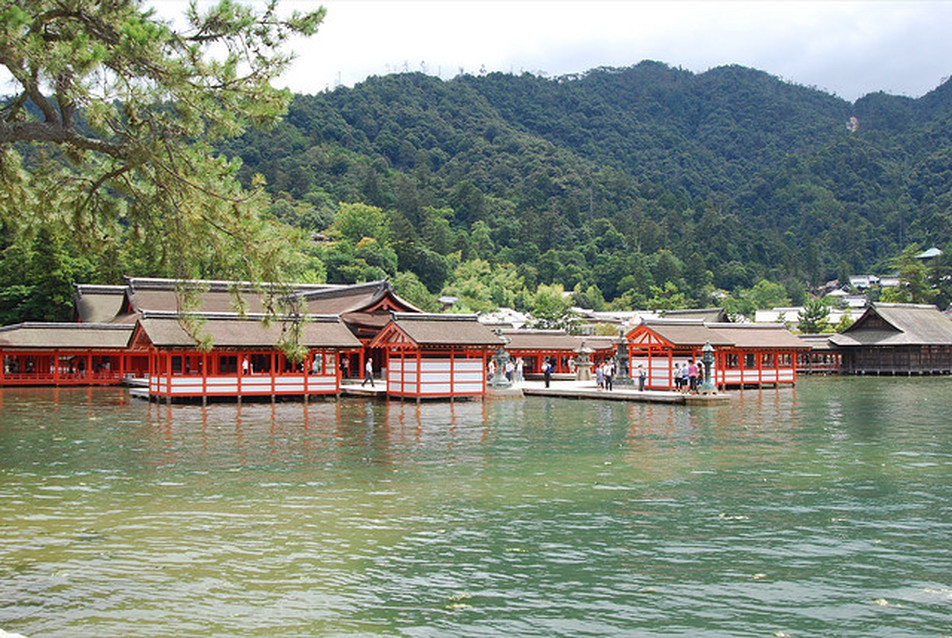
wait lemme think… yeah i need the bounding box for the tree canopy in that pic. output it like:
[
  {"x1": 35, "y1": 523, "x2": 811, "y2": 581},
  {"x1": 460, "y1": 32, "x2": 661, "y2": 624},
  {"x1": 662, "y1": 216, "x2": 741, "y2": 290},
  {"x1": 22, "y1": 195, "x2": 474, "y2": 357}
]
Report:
[
  {"x1": 0, "y1": 0, "x2": 324, "y2": 306},
  {"x1": 5, "y1": 20, "x2": 952, "y2": 324}
]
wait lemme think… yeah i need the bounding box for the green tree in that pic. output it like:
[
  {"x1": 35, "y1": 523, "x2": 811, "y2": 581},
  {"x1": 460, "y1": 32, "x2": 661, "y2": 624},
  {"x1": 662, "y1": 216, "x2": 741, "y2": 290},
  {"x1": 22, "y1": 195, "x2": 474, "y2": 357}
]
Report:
[
  {"x1": 441, "y1": 258, "x2": 526, "y2": 313},
  {"x1": 391, "y1": 271, "x2": 439, "y2": 312},
  {"x1": 647, "y1": 281, "x2": 688, "y2": 311},
  {"x1": 530, "y1": 283, "x2": 575, "y2": 329},
  {"x1": 330, "y1": 202, "x2": 390, "y2": 245},
  {"x1": 0, "y1": 227, "x2": 95, "y2": 323},
  {"x1": 0, "y1": 0, "x2": 323, "y2": 284},
  {"x1": 892, "y1": 244, "x2": 936, "y2": 304},
  {"x1": 797, "y1": 298, "x2": 831, "y2": 334},
  {"x1": 744, "y1": 279, "x2": 791, "y2": 310},
  {"x1": 833, "y1": 313, "x2": 855, "y2": 332}
]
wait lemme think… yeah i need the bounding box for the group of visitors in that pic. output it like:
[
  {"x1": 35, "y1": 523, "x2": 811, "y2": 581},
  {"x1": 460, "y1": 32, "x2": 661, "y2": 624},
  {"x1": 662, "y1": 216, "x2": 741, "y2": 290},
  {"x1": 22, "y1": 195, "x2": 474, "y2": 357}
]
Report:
[
  {"x1": 673, "y1": 360, "x2": 700, "y2": 393},
  {"x1": 487, "y1": 357, "x2": 525, "y2": 384},
  {"x1": 595, "y1": 360, "x2": 616, "y2": 391}
]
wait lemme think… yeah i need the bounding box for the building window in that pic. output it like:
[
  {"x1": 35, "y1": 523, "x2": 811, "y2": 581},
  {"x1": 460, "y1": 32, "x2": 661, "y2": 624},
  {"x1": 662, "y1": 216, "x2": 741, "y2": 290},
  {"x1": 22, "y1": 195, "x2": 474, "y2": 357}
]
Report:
[{"x1": 311, "y1": 353, "x2": 323, "y2": 375}]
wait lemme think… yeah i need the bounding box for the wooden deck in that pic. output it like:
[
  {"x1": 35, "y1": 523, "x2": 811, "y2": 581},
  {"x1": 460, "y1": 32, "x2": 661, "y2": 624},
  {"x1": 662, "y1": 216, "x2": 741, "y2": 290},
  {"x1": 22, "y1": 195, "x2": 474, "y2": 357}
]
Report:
[
  {"x1": 124, "y1": 376, "x2": 731, "y2": 405},
  {"x1": 516, "y1": 379, "x2": 731, "y2": 405}
]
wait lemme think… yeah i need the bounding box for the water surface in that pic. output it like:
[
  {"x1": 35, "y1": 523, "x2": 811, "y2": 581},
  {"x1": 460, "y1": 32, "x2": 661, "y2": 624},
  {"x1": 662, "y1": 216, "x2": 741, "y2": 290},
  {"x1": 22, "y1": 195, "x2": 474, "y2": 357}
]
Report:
[{"x1": 1, "y1": 378, "x2": 950, "y2": 636}]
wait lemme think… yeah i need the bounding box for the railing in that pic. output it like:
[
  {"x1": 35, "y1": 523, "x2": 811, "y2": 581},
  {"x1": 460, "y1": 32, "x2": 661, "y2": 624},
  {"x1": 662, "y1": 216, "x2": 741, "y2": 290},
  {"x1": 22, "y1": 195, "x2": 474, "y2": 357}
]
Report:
[{"x1": 0, "y1": 371, "x2": 124, "y2": 386}]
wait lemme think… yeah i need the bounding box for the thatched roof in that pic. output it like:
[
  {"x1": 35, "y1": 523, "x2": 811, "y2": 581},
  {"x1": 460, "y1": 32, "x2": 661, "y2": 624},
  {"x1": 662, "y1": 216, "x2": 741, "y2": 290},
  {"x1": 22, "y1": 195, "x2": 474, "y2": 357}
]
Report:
[
  {"x1": 797, "y1": 334, "x2": 838, "y2": 351},
  {"x1": 662, "y1": 308, "x2": 729, "y2": 322},
  {"x1": 632, "y1": 319, "x2": 806, "y2": 349},
  {"x1": 0, "y1": 323, "x2": 133, "y2": 349},
  {"x1": 830, "y1": 303, "x2": 952, "y2": 347},
  {"x1": 135, "y1": 313, "x2": 361, "y2": 349},
  {"x1": 125, "y1": 277, "x2": 337, "y2": 317},
  {"x1": 373, "y1": 313, "x2": 504, "y2": 348},
  {"x1": 301, "y1": 280, "x2": 421, "y2": 315},
  {"x1": 73, "y1": 285, "x2": 127, "y2": 323},
  {"x1": 706, "y1": 323, "x2": 809, "y2": 349},
  {"x1": 503, "y1": 330, "x2": 615, "y2": 352},
  {"x1": 636, "y1": 320, "x2": 734, "y2": 347}
]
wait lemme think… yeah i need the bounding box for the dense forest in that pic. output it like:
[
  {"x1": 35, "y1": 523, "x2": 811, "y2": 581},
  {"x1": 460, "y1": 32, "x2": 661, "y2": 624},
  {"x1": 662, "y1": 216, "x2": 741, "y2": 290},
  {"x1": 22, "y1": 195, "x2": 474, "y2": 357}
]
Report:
[
  {"x1": 222, "y1": 62, "x2": 952, "y2": 312},
  {"x1": 5, "y1": 60, "x2": 952, "y2": 322}
]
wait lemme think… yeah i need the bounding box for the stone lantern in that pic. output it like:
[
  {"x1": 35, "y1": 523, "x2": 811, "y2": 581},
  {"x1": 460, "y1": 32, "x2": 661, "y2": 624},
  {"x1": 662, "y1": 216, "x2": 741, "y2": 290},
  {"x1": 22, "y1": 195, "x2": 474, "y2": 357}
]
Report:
[
  {"x1": 490, "y1": 330, "x2": 512, "y2": 389},
  {"x1": 575, "y1": 342, "x2": 594, "y2": 381},
  {"x1": 700, "y1": 340, "x2": 717, "y2": 395},
  {"x1": 614, "y1": 331, "x2": 634, "y2": 386}
]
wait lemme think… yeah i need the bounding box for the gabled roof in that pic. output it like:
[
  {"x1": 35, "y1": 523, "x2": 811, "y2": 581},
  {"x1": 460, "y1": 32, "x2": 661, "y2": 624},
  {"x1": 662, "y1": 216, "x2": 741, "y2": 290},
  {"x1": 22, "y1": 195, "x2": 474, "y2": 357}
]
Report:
[
  {"x1": 797, "y1": 333, "x2": 838, "y2": 351},
  {"x1": 73, "y1": 285, "x2": 127, "y2": 323},
  {"x1": 502, "y1": 329, "x2": 615, "y2": 352},
  {"x1": 300, "y1": 280, "x2": 422, "y2": 315},
  {"x1": 126, "y1": 277, "x2": 335, "y2": 295},
  {"x1": 125, "y1": 277, "x2": 337, "y2": 317},
  {"x1": 830, "y1": 303, "x2": 952, "y2": 347},
  {"x1": 916, "y1": 247, "x2": 942, "y2": 260},
  {"x1": 629, "y1": 319, "x2": 806, "y2": 349},
  {"x1": 371, "y1": 313, "x2": 503, "y2": 348},
  {"x1": 662, "y1": 308, "x2": 729, "y2": 322},
  {"x1": 706, "y1": 323, "x2": 809, "y2": 349},
  {"x1": 631, "y1": 320, "x2": 733, "y2": 347},
  {"x1": 134, "y1": 312, "x2": 362, "y2": 349},
  {"x1": 0, "y1": 323, "x2": 133, "y2": 349}
]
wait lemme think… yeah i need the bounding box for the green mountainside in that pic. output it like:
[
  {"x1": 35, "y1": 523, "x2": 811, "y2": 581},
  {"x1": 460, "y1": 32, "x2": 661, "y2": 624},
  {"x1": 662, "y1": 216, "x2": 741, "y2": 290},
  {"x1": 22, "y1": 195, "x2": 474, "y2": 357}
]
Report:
[
  {"x1": 221, "y1": 61, "x2": 952, "y2": 309},
  {"x1": 5, "y1": 60, "x2": 951, "y2": 323}
]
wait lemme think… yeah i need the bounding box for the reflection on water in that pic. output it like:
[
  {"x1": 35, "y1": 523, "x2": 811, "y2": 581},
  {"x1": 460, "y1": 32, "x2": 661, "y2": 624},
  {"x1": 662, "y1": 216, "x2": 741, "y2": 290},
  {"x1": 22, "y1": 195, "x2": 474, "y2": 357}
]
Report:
[{"x1": 0, "y1": 377, "x2": 950, "y2": 637}]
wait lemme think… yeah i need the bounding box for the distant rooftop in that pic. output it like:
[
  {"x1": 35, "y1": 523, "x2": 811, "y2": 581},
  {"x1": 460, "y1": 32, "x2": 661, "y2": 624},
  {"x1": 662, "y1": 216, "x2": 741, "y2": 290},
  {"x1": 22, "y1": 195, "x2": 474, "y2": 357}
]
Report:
[{"x1": 916, "y1": 247, "x2": 943, "y2": 260}]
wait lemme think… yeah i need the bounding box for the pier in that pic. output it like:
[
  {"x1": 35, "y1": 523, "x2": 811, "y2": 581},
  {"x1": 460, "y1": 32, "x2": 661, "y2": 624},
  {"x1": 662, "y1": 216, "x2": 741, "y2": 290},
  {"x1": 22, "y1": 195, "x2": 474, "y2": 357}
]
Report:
[{"x1": 515, "y1": 379, "x2": 730, "y2": 405}]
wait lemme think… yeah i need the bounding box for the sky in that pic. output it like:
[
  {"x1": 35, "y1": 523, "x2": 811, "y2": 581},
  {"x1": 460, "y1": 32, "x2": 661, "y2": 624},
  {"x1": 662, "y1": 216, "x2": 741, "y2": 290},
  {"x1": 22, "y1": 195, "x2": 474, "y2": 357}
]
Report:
[{"x1": 160, "y1": 0, "x2": 952, "y2": 102}]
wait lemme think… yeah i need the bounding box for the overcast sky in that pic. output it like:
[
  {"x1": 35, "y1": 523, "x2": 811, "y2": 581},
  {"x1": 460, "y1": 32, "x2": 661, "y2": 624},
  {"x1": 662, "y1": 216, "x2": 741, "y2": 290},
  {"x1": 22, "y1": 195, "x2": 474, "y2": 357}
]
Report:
[{"x1": 162, "y1": 0, "x2": 952, "y2": 102}]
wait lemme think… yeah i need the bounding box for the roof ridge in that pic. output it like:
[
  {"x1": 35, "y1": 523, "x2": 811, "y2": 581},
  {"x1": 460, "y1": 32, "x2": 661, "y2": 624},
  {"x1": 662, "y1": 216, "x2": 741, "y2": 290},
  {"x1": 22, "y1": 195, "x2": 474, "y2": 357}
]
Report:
[
  {"x1": 392, "y1": 312, "x2": 479, "y2": 321},
  {"x1": 0, "y1": 322, "x2": 133, "y2": 331},
  {"x1": 139, "y1": 310, "x2": 344, "y2": 322},
  {"x1": 874, "y1": 302, "x2": 939, "y2": 309}
]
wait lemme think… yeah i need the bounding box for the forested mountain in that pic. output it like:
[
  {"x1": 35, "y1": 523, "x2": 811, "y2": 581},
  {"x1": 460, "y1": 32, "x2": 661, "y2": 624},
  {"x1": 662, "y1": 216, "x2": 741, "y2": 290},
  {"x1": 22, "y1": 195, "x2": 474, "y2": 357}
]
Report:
[
  {"x1": 216, "y1": 61, "x2": 952, "y2": 313},
  {"x1": 5, "y1": 59, "x2": 951, "y2": 323}
]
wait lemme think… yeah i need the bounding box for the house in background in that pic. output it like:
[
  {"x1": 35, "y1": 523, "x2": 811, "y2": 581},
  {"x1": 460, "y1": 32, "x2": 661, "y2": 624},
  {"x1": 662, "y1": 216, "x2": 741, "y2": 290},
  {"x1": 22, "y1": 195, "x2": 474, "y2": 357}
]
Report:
[
  {"x1": 916, "y1": 247, "x2": 943, "y2": 264},
  {"x1": 830, "y1": 303, "x2": 952, "y2": 375}
]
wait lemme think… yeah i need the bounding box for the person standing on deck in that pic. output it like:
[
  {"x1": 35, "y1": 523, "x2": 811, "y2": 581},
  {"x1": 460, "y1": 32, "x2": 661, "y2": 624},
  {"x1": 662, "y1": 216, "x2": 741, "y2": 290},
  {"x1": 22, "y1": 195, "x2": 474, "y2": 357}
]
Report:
[
  {"x1": 688, "y1": 359, "x2": 698, "y2": 393},
  {"x1": 362, "y1": 358, "x2": 375, "y2": 387}
]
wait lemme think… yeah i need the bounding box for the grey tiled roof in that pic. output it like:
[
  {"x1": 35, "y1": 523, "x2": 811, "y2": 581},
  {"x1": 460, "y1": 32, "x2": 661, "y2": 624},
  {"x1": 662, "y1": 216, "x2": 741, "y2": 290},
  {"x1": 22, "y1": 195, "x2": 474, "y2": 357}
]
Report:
[{"x1": 0, "y1": 323, "x2": 133, "y2": 349}]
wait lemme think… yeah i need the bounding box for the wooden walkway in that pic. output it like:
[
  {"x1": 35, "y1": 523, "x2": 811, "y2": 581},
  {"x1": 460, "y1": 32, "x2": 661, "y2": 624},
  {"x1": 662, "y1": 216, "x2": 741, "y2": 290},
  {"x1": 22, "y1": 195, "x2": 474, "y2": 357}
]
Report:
[
  {"x1": 125, "y1": 377, "x2": 730, "y2": 405},
  {"x1": 518, "y1": 380, "x2": 687, "y2": 404},
  {"x1": 340, "y1": 380, "x2": 388, "y2": 398}
]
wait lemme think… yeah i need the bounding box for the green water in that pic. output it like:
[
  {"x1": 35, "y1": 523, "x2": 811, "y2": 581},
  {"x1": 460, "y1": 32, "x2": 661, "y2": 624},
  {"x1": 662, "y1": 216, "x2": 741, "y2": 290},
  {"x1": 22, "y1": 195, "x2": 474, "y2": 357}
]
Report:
[{"x1": 0, "y1": 377, "x2": 950, "y2": 637}]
